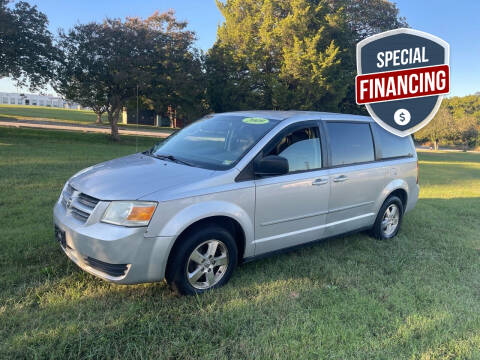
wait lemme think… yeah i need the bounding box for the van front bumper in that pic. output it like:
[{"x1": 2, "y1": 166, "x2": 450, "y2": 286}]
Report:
[{"x1": 53, "y1": 201, "x2": 174, "y2": 284}]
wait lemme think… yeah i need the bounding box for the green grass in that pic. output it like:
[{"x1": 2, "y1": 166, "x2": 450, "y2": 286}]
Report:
[
  {"x1": 0, "y1": 104, "x2": 106, "y2": 123},
  {"x1": 1, "y1": 128, "x2": 480, "y2": 359}
]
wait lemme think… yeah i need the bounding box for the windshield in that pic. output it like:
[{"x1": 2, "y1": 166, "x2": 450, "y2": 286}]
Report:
[{"x1": 150, "y1": 114, "x2": 280, "y2": 170}]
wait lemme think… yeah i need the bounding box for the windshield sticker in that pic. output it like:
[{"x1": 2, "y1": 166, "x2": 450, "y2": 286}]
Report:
[
  {"x1": 222, "y1": 160, "x2": 233, "y2": 165},
  {"x1": 242, "y1": 117, "x2": 269, "y2": 125}
]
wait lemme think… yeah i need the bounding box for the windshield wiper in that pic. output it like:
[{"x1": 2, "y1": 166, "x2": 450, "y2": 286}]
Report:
[{"x1": 151, "y1": 153, "x2": 195, "y2": 167}]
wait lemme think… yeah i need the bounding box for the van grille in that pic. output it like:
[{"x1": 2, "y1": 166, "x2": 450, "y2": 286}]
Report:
[
  {"x1": 71, "y1": 207, "x2": 90, "y2": 222},
  {"x1": 61, "y1": 183, "x2": 100, "y2": 223},
  {"x1": 77, "y1": 193, "x2": 99, "y2": 208}
]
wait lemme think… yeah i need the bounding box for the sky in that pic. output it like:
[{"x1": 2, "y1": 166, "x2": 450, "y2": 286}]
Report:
[{"x1": 1, "y1": 0, "x2": 479, "y2": 97}]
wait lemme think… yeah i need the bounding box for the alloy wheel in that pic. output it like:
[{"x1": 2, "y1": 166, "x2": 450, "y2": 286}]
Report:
[
  {"x1": 186, "y1": 239, "x2": 229, "y2": 290},
  {"x1": 381, "y1": 204, "x2": 400, "y2": 236}
]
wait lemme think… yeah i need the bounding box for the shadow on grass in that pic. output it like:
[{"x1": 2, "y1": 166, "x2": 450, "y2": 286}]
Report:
[
  {"x1": 1, "y1": 197, "x2": 479, "y2": 358},
  {"x1": 417, "y1": 151, "x2": 480, "y2": 164}
]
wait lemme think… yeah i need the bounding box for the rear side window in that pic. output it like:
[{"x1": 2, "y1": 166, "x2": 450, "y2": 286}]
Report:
[
  {"x1": 373, "y1": 124, "x2": 413, "y2": 159},
  {"x1": 327, "y1": 122, "x2": 375, "y2": 166}
]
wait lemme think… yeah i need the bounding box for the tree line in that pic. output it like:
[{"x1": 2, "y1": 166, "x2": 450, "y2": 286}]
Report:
[
  {"x1": 2, "y1": 0, "x2": 478, "y2": 146},
  {"x1": 0, "y1": 0, "x2": 407, "y2": 139},
  {"x1": 415, "y1": 96, "x2": 480, "y2": 150}
]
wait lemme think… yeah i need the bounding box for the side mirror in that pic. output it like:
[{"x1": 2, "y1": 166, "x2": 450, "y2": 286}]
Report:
[{"x1": 254, "y1": 155, "x2": 289, "y2": 176}]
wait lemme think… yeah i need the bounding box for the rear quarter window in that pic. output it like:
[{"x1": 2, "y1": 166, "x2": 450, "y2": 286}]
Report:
[
  {"x1": 326, "y1": 122, "x2": 375, "y2": 166},
  {"x1": 373, "y1": 124, "x2": 414, "y2": 159}
]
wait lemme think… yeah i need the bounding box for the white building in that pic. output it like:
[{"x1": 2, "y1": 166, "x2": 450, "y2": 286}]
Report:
[{"x1": 0, "y1": 92, "x2": 82, "y2": 109}]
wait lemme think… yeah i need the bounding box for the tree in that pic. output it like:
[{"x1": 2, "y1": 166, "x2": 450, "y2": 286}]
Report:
[
  {"x1": 414, "y1": 95, "x2": 480, "y2": 151},
  {"x1": 137, "y1": 11, "x2": 208, "y2": 125},
  {"x1": 419, "y1": 95, "x2": 480, "y2": 150},
  {"x1": 205, "y1": 43, "x2": 253, "y2": 112},
  {"x1": 0, "y1": 0, "x2": 57, "y2": 90},
  {"x1": 415, "y1": 106, "x2": 455, "y2": 150},
  {"x1": 206, "y1": 0, "x2": 407, "y2": 114},
  {"x1": 56, "y1": 18, "x2": 162, "y2": 140},
  {"x1": 332, "y1": 0, "x2": 407, "y2": 43},
  {"x1": 55, "y1": 60, "x2": 108, "y2": 124},
  {"x1": 56, "y1": 11, "x2": 206, "y2": 137},
  {"x1": 331, "y1": 0, "x2": 408, "y2": 113},
  {"x1": 56, "y1": 22, "x2": 129, "y2": 138},
  {"x1": 444, "y1": 95, "x2": 480, "y2": 121},
  {"x1": 206, "y1": 0, "x2": 348, "y2": 112},
  {"x1": 452, "y1": 114, "x2": 478, "y2": 150}
]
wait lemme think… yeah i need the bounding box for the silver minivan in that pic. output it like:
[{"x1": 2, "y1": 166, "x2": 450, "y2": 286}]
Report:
[{"x1": 54, "y1": 111, "x2": 419, "y2": 294}]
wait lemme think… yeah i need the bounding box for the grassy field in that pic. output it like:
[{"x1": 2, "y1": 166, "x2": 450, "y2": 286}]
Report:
[
  {"x1": 1, "y1": 127, "x2": 479, "y2": 359},
  {"x1": 0, "y1": 104, "x2": 106, "y2": 123}
]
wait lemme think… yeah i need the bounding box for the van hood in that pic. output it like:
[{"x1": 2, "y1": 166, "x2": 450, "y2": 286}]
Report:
[{"x1": 69, "y1": 153, "x2": 216, "y2": 200}]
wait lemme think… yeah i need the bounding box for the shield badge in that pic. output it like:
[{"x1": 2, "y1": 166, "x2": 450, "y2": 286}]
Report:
[{"x1": 356, "y1": 28, "x2": 450, "y2": 137}]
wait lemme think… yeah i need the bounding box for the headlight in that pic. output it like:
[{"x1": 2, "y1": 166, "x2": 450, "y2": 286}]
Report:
[{"x1": 101, "y1": 201, "x2": 157, "y2": 227}]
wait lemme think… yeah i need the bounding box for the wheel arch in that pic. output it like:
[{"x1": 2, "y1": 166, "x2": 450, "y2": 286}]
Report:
[
  {"x1": 377, "y1": 179, "x2": 409, "y2": 214},
  {"x1": 164, "y1": 215, "x2": 247, "y2": 281},
  {"x1": 388, "y1": 188, "x2": 408, "y2": 211}
]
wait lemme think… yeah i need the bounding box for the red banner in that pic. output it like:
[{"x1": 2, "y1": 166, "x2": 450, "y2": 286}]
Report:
[{"x1": 356, "y1": 64, "x2": 450, "y2": 105}]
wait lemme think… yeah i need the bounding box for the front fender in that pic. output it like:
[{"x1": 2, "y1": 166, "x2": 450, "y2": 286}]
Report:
[{"x1": 146, "y1": 199, "x2": 255, "y2": 258}]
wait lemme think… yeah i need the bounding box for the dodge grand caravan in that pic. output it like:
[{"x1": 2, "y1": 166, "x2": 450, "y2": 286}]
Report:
[{"x1": 54, "y1": 111, "x2": 419, "y2": 294}]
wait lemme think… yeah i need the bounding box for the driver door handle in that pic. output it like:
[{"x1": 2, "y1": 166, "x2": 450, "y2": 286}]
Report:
[
  {"x1": 333, "y1": 175, "x2": 348, "y2": 183},
  {"x1": 312, "y1": 178, "x2": 328, "y2": 185}
]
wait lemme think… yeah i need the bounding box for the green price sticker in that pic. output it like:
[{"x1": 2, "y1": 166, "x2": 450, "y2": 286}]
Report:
[{"x1": 242, "y1": 117, "x2": 269, "y2": 125}]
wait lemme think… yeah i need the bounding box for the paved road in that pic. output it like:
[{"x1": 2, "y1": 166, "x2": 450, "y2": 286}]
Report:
[
  {"x1": 416, "y1": 145, "x2": 479, "y2": 153},
  {"x1": 0, "y1": 118, "x2": 172, "y2": 138}
]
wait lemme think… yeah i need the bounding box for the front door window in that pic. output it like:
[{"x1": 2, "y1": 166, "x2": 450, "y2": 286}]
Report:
[{"x1": 264, "y1": 126, "x2": 322, "y2": 173}]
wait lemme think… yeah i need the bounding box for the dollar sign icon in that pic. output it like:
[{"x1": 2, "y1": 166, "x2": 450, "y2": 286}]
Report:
[{"x1": 394, "y1": 109, "x2": 411, "y2": 126}]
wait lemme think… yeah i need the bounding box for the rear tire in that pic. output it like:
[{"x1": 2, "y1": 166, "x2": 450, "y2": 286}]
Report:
[
  {"x1": 166, "y1": 224, "x2": 238, "y2": 295},
  {"x1": 371, "y1": 195, "x2": 404, "y2": 240}
]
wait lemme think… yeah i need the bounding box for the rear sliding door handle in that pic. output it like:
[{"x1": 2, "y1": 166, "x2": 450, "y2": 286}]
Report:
[
  {"x1": 312, "y1": 178, "x2": 328, "y2": 185},
  {"x1": 333, "y1": 175, "x2": 348, "y2": 182}
]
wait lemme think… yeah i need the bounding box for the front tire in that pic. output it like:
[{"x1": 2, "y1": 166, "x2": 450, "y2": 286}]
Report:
[
  {"x1": 166, "y1": 224, "x2": 238, "y2": 295},
  {"x1": 371, "y1": 195, "x2": 404, "y2": 240}
]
